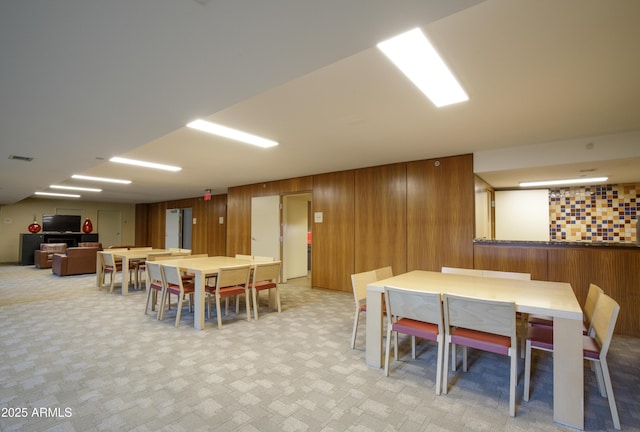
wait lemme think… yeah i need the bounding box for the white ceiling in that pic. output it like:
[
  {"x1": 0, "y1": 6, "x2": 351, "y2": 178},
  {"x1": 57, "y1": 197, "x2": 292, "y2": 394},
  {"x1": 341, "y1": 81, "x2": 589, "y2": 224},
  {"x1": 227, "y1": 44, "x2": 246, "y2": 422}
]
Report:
[{"x1": 2, "y1": 0, "x2": 639, "y2": 205}]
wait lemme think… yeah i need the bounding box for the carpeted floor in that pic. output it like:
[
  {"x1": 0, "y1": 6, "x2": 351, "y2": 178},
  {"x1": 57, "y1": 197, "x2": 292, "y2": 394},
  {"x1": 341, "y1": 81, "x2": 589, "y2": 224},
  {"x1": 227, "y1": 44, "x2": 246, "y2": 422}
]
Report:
[{"x1": 0, "y1": 264, "x2": 638, "y2": 431}]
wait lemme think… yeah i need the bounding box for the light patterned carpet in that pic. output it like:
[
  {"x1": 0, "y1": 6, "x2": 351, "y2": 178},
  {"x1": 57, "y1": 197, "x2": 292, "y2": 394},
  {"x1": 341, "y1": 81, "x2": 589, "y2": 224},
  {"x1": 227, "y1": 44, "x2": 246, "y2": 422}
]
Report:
[{"x1": 0, "y1": 264, "x2": 638, "y2": 432}]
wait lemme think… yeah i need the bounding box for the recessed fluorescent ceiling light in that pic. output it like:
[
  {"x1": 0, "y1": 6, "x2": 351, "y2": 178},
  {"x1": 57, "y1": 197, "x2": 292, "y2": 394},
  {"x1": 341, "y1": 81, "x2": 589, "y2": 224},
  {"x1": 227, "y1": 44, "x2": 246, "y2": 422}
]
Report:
[
  {"x1": 109, "y1": 157, "x2": 182, "y2": 172},
  {"x1": 187, "y1": 119, "x2": 278, "y2": 148},
  {"x1": 377, "y1": 27, "x2": 469, "y2": 107},
  {"x1": 50, "y1": 185, "x2": 102, "y2": 192},
  {"x1": 519, "y1": 177, "x2": 608, "y2": 187},
  {"x1": 35, "y1": 192, "x2": 81, "y2": 198},
  {"x1": 72, "y1": 174, "x2": 131, "y2": 184}
]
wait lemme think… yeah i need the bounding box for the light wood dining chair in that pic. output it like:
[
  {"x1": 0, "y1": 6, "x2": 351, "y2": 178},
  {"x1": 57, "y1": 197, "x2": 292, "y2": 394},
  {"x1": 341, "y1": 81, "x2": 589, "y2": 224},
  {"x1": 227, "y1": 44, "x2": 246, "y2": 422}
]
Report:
[
  {"x1": 253, "y1": 256, "x2": 275, "y2": 262},
  {"x1": 100, "y1": 252, "x2": 121, "y2": 293},
  {"x1": 350, "y1": 266, "x2": 393, "y2": 349},
  {"x1": 204, "y1": 264, "x2": 252, "y2": 329},
  {"x1": 159, "y1": 264, "x2": 195, "y2": 327},
  {"x1": 443, "y1": 293, "x2": 518, "y2": 417},
  {"x1": 249, "y1": 261, "x2": 282, "y2": 320},
  {"x1": 529, "y1": 283, "x2": 604, "y2": 336},
  {"x1": 524, "y1": 292, "x2": 621, "y2": 429},
  {"x1": 384, "y1": 286, "x2": 444, "y2": 395},
  {"x1": 441, "y1": 266, "x2": 484, "y2": 277},
  {"x1": 144, "y1": 261, "x2": 166, "y2": 319},
  {"x1": 479, "y1": 269, "x2": 531, "y2": 358}
]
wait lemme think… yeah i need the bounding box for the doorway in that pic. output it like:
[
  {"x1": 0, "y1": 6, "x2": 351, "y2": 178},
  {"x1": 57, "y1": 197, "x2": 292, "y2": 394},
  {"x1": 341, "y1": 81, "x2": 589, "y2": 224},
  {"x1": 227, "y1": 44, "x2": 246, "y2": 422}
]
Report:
[
  {"x1": 283, "y1": 193, "x2": 312, "y2": 282},
  {"x1": 166, "y1": 208, "x2": 193, "y2": 250}
]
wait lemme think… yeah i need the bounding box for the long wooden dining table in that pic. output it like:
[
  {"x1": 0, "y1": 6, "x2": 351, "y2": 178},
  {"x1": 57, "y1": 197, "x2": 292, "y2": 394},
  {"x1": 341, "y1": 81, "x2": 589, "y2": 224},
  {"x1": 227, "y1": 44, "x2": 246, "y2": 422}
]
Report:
[
  {"x1": 96, "y1": 249, "x2": 169, "y2": 295},
  {"x1": 152, "y1": 256, "x2": 252, "y2": 330},
  {"x1": 366, "y1": 270, "x2": 585, "y2": 429}
]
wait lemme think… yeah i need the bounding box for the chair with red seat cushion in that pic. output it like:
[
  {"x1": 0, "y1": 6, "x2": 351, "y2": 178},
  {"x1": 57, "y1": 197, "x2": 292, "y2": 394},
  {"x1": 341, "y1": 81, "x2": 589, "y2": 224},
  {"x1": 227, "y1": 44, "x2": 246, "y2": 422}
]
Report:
[
  {"x1": 384, "y1": 286, "x2": 444, "y2": 395},
  {"x1": 144, "y1": 261, "x2": 166, "y2": 319},
  {"x1": 99, "y1": 252, "x2": 123, "y2": 292},
  {"x1": 528, "y1": 283, "x2": 604, "y2": 337},
  {"x1": 159, "y1": 264, "x2": 195, "y2": 327},
  {"x1": 524, "y1": 293, "x2": 620, "y2": 430},
  {"x1": 350, "y1": 266, "x2": 393, "y2": 349},
  {"x1": 204, "y1": 264, "x2": 251, "y2": 330},
  {"x1": 249, "y1": 260, "x2": 282, "y2": 320},
  {"x1": 442, "y1": 293, "x2": 518, "y2": 417}
]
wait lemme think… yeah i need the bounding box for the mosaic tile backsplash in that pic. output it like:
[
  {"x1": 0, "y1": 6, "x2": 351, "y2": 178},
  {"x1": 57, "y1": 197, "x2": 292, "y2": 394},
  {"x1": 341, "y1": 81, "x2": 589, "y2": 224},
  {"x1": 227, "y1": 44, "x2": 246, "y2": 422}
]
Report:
[{"x1": 549, "y1": 183, "x2": 639, "y2": 242}]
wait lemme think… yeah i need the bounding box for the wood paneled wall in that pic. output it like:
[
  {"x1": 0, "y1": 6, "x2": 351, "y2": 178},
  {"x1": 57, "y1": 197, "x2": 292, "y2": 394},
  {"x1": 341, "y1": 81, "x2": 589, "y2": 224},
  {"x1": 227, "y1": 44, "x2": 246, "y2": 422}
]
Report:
[
  {"x1": 474, "y1": 244, "x2": 548, "y2": 281},
  {"x1": 407, "y1": 155, "x2": 475, "y2": 271},
  {"x1": 226, "y1": 177, "x2": 314, "y2": 257},
  {"x1": 354, "y1": 164, "x2": 407, "y2": 276},
  {"x1": 312, "y1": 171, "x2": 355, "y2": 291},
  {"x1": 138, "y1": 154, "x2": 476, "y2": 295},
  {"x1": 135, "y1": 195, "x2": 227, "y2": 256},
  {"x1": 227, "y1": 154, "x2": 473, "y2": 292},
  {"x1": 475, "y1": 243, "x2": 640, "y2": 337}
]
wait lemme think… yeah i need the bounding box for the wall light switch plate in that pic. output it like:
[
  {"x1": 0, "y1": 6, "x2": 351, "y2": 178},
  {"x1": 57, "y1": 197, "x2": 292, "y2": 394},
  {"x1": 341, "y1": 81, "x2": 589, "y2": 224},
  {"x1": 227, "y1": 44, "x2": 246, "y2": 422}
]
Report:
[
  {"x1": 219, "y1": 216, "x2": 224, "y2": 224},
  {"x1": 314, "y1": 212, "x2": 323, "y2": 223}
]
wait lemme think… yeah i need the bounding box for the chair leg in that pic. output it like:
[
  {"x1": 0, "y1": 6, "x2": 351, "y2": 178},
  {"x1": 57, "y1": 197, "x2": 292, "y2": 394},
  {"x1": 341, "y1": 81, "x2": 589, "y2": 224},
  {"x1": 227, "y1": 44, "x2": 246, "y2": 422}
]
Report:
[
  {"x1": 462, "y1": 346, "x2": 468, "y2": 372},
  {"x1": 411, "y1": 336, "x2": 416, "y2": 360},
  {"x1": 384, "y1": 325, "x2": 393, "y2": 376},
  {"x1": 509, "y1": 350, "x2": 517, "y2": 417},
  {"x1": 216, "y1": 294, "x2": 223, "y2": 329},
  {"x1": 524, "y1": 339, "x2": 532, "y2": 401},
  {"x1": 274, "y1": 287, "x2": 281, "y2": 313},
  {"x1": 351, "y1": 308, "x2": 360, "y2": 349},
  {"x1": 435, "y1": 338, "x2": 443, "y2": 396},
  {"x1": 174, "y1": 293, "x2": 183, "y2": 327},
  {"x1": 451, "y1": 344, "x2": 457, "y2": 371},
  {"x1": 520, "y1": 312, "x2": 527, "y2": 358},
  {"x1": 394, "y1": 329, "x2": 399, "y2": 360},
  {"x1": 598, "y1": 357, "x2": 621, "y2": 430},
  {"x1": 157, "y1": 288, "x2": 167, "y2": 321},
  {"x1": 109, "y1": 272, "x2": 116, "y2": 293},
  {"x1": 244, "y1": 289, "x2": 251, "y2": 321},
  {"x1": 442, "y1": 337, "x2": 451, "y2": 395},
  {"x1": 593, "y1": 358, "x2": 607, "y2": 397},
  {"x1": 253, "y1": 289, "x2": 260, "y2": 322},
  {"x1": 144, "y1": 287, "x2": 153, "y2": 315}
]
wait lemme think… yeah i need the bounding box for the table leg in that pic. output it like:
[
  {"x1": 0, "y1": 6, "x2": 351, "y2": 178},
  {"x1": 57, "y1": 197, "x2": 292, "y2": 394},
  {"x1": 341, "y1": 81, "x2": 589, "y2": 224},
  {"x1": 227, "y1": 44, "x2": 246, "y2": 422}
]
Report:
[
  {"x1": 553, "y1": 317, "x2": 584, "y2": 429},
  {"x1": 193, "y1": 272, "x2": 205, "y2": 330},
  {"x1": 121, "y1": 257, "x2": 130, "y2": 296},
  {"x1": 96, "y1": 253, "x2": 103, "y2": 288},
  {"x1": 365, "y1": 288, "x2": 384, "y2": 368}
]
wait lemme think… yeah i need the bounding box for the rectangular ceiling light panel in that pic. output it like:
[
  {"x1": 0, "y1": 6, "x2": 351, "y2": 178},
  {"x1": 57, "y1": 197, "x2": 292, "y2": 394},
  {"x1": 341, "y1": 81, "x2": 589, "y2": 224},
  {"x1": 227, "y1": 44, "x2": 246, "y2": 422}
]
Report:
[
  {"x1": 519, "y1": 177, "x2": 608, "y2": 187},
  {"x1": 109, "y1": 157, "x2": 182, "y2": 172},
  {"x1": 71, "y1": 175, "x2": 131, "y2": 184},
  {"x1": 187, "y1": 119, "x2": 278, "y2": 148},
  {"x1": 377, "y1": 28, "x2": 469, "y2": 107}
]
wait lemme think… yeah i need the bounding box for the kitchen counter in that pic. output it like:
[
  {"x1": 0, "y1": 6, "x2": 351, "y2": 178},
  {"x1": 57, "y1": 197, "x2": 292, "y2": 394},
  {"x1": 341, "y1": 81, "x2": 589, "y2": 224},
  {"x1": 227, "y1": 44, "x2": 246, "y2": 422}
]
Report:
[{"x1": 473, "y1": 239, "x2": 640, "y2": 248}]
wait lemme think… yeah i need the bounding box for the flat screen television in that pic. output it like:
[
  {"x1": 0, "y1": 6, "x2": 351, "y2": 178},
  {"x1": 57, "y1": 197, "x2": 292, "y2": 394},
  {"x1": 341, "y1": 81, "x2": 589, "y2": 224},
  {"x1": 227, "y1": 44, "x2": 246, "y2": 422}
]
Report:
[{"x1": 42, "y1": 214, "x2": 81, "y2": 233}]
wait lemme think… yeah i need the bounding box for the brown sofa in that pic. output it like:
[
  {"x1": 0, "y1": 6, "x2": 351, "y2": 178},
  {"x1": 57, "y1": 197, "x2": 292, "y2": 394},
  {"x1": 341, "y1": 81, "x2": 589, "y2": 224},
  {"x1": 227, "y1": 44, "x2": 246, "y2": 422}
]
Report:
[
  {"x1": 34, "y1": 243, "x2": 68, "y2": 269},
  {"x1": 52, "y1": 247, "x2": 100, "y2": 276}
]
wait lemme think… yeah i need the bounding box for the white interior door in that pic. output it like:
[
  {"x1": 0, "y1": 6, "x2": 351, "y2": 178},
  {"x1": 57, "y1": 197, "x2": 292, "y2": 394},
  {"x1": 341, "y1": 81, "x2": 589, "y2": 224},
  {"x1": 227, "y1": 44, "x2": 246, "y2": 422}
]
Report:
[
  {"x1": 165, "y1": 209, "x2": 181, "y2": 249},
  {"x1": 251, "y1": 196, "x2": 280, "y2": 260},
  {"x1": 97, "y1": 210, "x2": 122, "y2": 247}
]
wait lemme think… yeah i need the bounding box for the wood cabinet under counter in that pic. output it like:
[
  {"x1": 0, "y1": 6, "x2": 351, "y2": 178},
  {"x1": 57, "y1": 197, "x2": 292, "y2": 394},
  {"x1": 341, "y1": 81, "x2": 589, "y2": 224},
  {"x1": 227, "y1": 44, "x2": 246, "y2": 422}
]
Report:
[{"x1": 473, "y1": 240, "x2": 640, "y2": 337}]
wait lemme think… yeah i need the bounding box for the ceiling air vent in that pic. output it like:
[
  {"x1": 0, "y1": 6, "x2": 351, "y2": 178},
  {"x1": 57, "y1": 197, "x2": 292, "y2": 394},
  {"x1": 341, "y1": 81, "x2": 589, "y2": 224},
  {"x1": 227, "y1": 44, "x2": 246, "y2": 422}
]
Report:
[{"x1": 8, "y1": 155, "x2": 34, "y2": 162}]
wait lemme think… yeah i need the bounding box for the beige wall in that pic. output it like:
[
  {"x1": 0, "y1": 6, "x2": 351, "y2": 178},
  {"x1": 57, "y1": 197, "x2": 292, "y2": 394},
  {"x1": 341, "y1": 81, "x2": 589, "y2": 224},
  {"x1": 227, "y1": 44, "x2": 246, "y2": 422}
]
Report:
[{"x1": 0, "y1": 198, "x2": 136, "y2": 263}]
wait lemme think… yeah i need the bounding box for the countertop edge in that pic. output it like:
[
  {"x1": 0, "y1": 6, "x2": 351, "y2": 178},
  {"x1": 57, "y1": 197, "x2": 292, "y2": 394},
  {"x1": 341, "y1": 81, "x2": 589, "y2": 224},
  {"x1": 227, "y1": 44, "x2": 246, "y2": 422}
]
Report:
[{"x1": 473, "y1": 239, "x2": 640, "y2": 249}]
